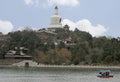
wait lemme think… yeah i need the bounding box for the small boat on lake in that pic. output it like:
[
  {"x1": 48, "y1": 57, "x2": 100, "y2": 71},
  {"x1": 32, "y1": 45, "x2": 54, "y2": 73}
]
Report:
[{"x1": 97, "y1": 70, "x2": 113, "y2": 78}]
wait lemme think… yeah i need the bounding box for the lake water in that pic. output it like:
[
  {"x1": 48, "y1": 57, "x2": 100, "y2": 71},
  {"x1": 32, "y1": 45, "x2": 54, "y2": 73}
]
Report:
[{"x1": 0, "y1": 67, "x2": 120, "y2": 82}]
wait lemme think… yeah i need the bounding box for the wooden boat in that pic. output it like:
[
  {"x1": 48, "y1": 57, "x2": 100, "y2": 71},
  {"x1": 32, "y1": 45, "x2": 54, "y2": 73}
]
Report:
[
  {"x1": 97, "y1": 70, "x2": 113, "y2": 78},
  {"x1": 97, "y1": 75, "x2": 113, "y2": 78}
]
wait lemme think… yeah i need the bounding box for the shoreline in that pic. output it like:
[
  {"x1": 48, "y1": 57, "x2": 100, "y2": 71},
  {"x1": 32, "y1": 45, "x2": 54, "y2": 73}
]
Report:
[
  {"x1": 0, "y1": 60, "x2": 120, "y2": 69},
  {"x1": 1, "y1": 64, "x2": 120, "y2": 69}
]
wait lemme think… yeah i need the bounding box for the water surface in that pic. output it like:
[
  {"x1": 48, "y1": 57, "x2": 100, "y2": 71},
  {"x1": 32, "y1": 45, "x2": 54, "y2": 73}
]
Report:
[{"x1": 0, "y1": 67, "x2": 120, "y2": 82}]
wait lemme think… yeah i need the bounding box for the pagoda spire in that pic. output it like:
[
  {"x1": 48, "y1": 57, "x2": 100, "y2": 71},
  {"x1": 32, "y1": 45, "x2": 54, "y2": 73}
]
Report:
[{"x1": 54, "y1": 5, "x2": 58, "y2": 15}]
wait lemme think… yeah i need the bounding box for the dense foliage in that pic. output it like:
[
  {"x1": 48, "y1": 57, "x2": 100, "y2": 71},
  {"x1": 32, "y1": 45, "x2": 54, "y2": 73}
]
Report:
[{"x1": 0, "y1": 28, "x2": 120, "y2": 65}]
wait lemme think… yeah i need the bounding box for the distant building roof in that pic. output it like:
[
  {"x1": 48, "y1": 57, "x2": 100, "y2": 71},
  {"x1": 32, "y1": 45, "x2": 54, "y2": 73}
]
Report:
[
  {"x1": 5, "y1": 54, "x2": 32, "y2": 58},
  {"x1": 5, "y1": 54, "x2": 32, "y2": 60}
]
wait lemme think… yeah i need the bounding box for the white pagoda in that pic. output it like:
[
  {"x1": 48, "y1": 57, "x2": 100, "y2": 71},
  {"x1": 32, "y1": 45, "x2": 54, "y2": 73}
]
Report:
[{"x1": 48, "y1": 6, "x2": 62, "y2": 32}]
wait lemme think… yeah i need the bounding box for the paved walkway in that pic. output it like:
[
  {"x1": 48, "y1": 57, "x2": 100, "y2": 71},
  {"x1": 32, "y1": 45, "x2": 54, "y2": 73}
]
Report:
[{"x1": 12, "y1": 60, "x2": 120, "y2": 69}]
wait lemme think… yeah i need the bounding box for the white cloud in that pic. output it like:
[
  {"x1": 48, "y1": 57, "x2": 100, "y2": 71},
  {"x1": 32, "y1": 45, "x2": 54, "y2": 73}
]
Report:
[
  {"x1": 49, "y1": 0, "x2": 79, "y2": 7},
  {"x1": 62, "y1": 19, "x2": 107, "y2": 37},
  {"x1": 0, "y1": 20, "x2": 14, "y2": 34},
  {"x1": 24, "y1": 0, "x2": 34, "y2": 5},
  {"x1": 24, "y1": 0, "x2": 79, "y2": 7},
  {"x1": 24, "y1": 0, "x2": 39, "y2": 7}
]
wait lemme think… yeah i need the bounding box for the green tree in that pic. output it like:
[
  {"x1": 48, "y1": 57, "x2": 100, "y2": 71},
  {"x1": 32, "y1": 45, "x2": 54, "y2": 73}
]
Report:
[
  {"x1": 33, "y1": 49, "x2": 46, "y2": 64},
  {"x1": 45, "y1": 48, "x2": 72, "y2": 65},
  {"x1": 7, "y1": 30, "x2": 41, "y2": 54}
]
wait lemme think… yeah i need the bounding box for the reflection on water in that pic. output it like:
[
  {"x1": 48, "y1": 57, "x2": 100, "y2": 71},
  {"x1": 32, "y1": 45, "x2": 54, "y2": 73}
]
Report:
[{"x1": 0, "y1": 67, "x2": 120, "y2": 82}]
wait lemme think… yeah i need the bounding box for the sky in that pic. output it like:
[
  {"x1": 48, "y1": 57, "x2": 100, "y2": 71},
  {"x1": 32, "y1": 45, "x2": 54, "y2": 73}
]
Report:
[{"x1": 0, "y1": 0, "x2": 120, "y2": 37}]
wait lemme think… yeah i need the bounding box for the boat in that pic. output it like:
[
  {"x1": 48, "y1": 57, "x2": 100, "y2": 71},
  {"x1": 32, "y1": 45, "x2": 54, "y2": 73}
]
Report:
[{"x1": 97, "y1": 70, "x2": 113, "y2": 78}]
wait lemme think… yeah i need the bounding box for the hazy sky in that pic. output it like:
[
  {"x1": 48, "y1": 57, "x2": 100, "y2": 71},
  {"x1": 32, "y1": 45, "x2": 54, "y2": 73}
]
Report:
[{"x1": 0, "y1": 0, "x2": 120, "y2": 37}]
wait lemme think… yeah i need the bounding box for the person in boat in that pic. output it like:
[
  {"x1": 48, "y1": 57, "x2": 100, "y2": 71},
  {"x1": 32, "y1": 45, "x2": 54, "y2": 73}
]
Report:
[
  {"x1": 99, "y1": 70, "x2": 110, "y2": 76},
  {"x1": 106, "y1": 72, "x2": 109, "y2": 76},
  {"x1": 99, "y1": 72, "x2": 105, "y2": 76}
]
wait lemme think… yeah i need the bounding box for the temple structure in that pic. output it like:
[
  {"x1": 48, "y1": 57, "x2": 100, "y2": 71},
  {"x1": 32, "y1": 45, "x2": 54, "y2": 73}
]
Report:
[{"x1": 48, "y1": 6, "x2": 62, "y2": 32}]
